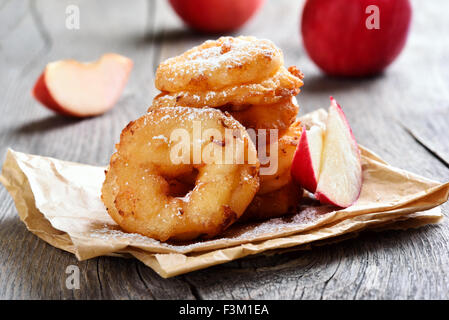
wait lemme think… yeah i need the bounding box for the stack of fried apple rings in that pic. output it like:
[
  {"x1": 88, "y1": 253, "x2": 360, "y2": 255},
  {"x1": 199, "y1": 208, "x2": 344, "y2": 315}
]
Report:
[{"x1": 102, "y1": 36, "x2": 304, "y2": 242}]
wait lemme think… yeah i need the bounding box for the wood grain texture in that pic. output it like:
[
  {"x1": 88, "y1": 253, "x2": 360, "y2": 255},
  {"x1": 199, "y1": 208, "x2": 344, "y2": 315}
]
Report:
[{"x1": 0, "y1": 0, "x2": 448, "y2": 299}]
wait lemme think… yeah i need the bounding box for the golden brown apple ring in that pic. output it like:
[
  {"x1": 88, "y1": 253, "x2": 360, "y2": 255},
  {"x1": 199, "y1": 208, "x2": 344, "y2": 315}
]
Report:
[
  {"x1": 152, "y1": 66, "x2": 304, "y2": 109},
  {"x1": 101, "y1": 106, "x2": 260, "y2": 242},
  {"x1": 155, "y1": 36, "x2": 284, "y2": 92},
  {"x1": 223, "y1": 96, "x2": 299, "y2": 130},
  {"x1": 258, "y1": 120, "x2": 302, "y2": 194},
  {"x1": 240, "y1": 182, "x2": 303, "y2": 222}
]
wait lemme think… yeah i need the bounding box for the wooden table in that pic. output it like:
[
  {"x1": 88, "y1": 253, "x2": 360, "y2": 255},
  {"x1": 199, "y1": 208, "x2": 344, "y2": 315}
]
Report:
[{"x1": 1, "y1": 0, "x2": 448, "y2": 300}]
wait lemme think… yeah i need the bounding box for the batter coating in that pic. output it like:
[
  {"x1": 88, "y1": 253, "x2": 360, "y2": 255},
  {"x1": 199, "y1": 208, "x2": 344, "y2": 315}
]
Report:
[
  {"x1": 155, "y1": 36, "x2": 283, "y2": 92},
  {"x1": 223, "y1": 96, "x2": 299, "y2": 130},
  {"x1": 258, "y1": 120, "x2": 303, "y2": 194},
  {"x1": 102, "y1": 107, "x2": 260, "y2": 241},
  {"x1": 240, "y1": 182, "x2": 303, "y2": 222},
  {"x1": 152, "y1": 66, "x2": 304, "y2": 109}
]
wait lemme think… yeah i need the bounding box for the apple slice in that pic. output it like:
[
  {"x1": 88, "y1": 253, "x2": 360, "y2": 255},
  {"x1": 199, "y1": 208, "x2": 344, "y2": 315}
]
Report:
[
  {"x1": 291, "y1": 125, "x2": 324, "y2": 192},
  {"x1": 315, "y1": 97, "x2": 362, "y2": 207},
  {"x1": 32, "y1": 53, "x2": 133, "y2": 117}
]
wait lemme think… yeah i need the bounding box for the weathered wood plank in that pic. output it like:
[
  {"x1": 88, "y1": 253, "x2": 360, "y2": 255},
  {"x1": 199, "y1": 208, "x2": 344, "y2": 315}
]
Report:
[
  {"x1": 162, "y1": 0, "x2": 449, "y2": 299},
  {"x1": 0, "y1": 0, "x2": 448, "y2": 300},
  {"x1": 400, "y1": 109, "x2": 449, "y2": 168},
  {"x1": 0, "y1": 0, "x2": 196, "y2": 300}
]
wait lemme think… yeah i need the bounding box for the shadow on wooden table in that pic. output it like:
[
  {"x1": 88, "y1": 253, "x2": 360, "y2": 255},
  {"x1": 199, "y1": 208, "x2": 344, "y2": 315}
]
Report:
[
  {"x1": 14, "y1": 115, "x2": 84, "y2": 135},
  {"x1": 303, "y1": 73, "x2": 385, "y2": 94},
  {"x1": 132, "y1": 26, "x2": 238, "y2": 47},
  {"x1": 131, "y1": 27, "x2": 211, "y2": 46}
]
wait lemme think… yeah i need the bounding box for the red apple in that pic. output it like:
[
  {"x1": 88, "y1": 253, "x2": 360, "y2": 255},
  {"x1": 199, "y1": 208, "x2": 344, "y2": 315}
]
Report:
[
  {"x1": 32, "y1": 53, "x2": 133, "y2": 117},
  {"x1": 301, "y1": 0, "x2": 412, "y2": 76},
  {"x1": 315, "y1": 97, "x2": 362, "y2": 207},
  {"x1": 291, "y1": 125, "x2": 324, "y2": 193},
  {"x1": 169, "y1": 0, "x2": 265, "y2": 33}
]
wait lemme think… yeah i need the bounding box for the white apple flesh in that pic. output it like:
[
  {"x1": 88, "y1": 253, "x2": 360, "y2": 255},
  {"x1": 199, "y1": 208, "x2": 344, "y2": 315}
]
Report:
[
  {"x1": 32, "y1": 53, "x2": 133, "y2": 117},
  {"x1": 315, "y1": 97, "x2": 362, "y2": 207},
  {"x1": 291, "y1": 125, "x2": 324, "y2": 192}
]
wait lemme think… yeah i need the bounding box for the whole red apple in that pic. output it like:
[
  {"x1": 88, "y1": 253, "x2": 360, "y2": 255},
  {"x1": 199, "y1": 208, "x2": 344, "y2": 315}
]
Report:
[
  {"x1": 301, "y1": 0, "x2": 412, "y2": 76},
  {"x1": 169, "y1": 0, "x2": 265, "y2": 33}
]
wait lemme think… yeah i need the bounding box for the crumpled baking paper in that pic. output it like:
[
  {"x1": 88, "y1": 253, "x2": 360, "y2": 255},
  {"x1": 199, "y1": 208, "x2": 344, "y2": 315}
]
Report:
[{"x1": 1, "y1": 110, "x2": 448, "y2": 278}]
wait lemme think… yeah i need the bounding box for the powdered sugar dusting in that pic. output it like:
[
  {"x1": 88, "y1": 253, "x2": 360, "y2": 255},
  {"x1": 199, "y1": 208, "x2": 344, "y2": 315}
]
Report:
[
  {"x1": 152, "y1": 134, "x2": 168, "y2": 143},
  {"x1": 87, "y1": 200, "x2": 337, "y2": 254},
  {"x1": 156, "y1": 36, "x2": 283, "y2": 92}
]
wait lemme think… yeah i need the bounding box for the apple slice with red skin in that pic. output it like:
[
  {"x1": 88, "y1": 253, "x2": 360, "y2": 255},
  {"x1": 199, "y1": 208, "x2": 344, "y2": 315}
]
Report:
[
  {"x1": 291, "y1": 125, "x2": 324, "y2": 193},
  {"x1": 314, "y1": 97, "x2": 362, "y2": 207},
  {"x1": 32, "y1": 53, "x2": 133, "y2": 117}
]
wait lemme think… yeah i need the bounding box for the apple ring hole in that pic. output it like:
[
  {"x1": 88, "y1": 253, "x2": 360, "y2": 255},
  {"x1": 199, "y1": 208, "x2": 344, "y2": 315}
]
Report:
[{"x1": 165, "y1": 169, "x2": 199, "y2": 198}]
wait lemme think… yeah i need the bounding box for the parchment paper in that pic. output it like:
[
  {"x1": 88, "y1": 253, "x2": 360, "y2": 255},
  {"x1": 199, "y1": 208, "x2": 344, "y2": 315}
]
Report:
[{"x1": 1, "y1": 110, "x2": 448, "y2": 278}]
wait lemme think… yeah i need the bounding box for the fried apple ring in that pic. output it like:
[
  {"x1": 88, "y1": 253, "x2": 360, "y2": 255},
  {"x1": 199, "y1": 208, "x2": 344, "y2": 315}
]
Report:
[
  {"x1": 258, "y1": 120, "x2": 302, "y2": 194},
  {"x1": 101, "y1": 106, "x2": 260, "y2": 242},
  {"x1": 240, "y1": 182, "x2": 303, "y2": 222},
  {"x1": 152, "y1": 66, "x2": 304, "y2": 109},
  {"x1": 155, "y1": 36, "x2": 283, "y2": 92},
  {"x1": 223, "y1": 96, "x2": 299, "y2": 130}
]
